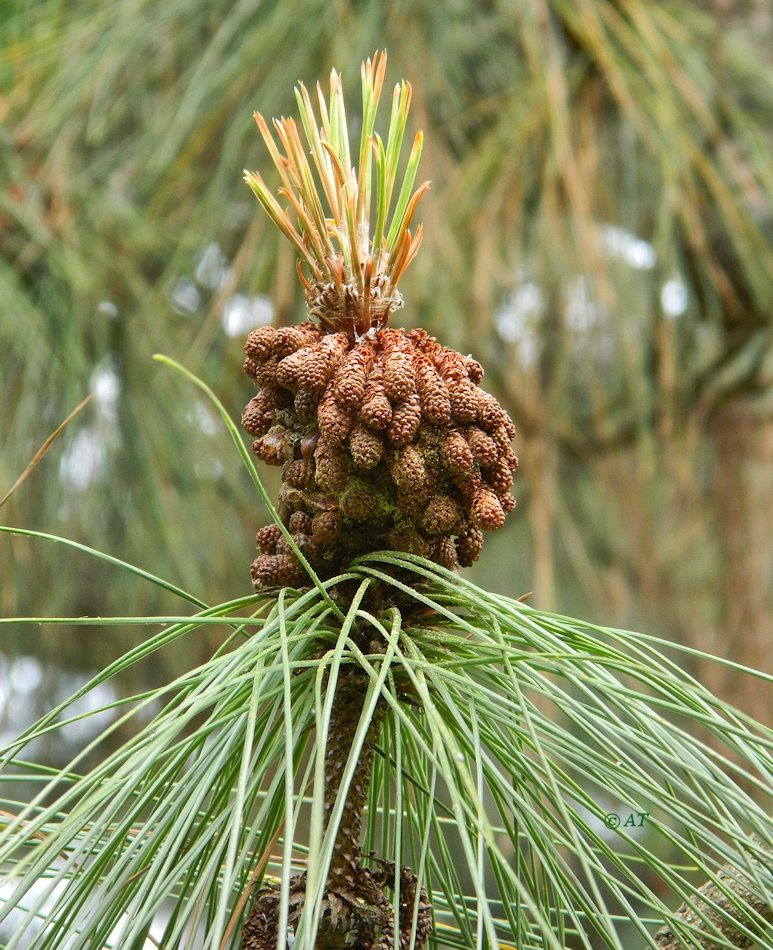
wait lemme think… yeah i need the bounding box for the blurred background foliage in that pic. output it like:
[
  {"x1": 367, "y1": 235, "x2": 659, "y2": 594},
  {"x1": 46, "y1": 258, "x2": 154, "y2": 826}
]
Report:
[{"x1": 1, "y1": 0, "x2": 771, "y2": 727}]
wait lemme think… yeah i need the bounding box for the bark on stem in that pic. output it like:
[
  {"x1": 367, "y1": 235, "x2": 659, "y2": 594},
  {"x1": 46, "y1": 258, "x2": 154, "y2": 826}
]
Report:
[
  {"x1": 244, "y1": 654, "x2": 431, "y2": 948},
  {"x1": 323, "y1": 667, "x2": 386, "y2": 893},
  {"x1": 653, "y1": 840, "x2": 773, "y2": 949}
]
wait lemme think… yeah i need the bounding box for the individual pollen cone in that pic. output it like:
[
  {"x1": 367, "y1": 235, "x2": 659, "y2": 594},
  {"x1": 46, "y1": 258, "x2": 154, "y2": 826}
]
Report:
[
  {"x1": 422, "y1": 495, "x2": 460, "y2": 535},
  {"x1": 318, "y1": 387, "x2": 356, "y2": 446},
  {"x1": 283, "y1": 458, "x2": 316, "y2": 490},
  {"x1": 360, "y1": 362, "x2": 393, "y2": 431},
  {"x1": 471, "y1": 487, "x2": 506, "y2": 531},
  {"x1": 387, "y1": 394, "x2": 422, "y2": 446},
  {"x1": 349, "y1": 424, "x2": 384, "y2": 469},
  {"x1": 433, "y1": 536, "x2": 459, "y2": 571},
  {"x1": 240, "y1": 50, "x2": 518, "y2": 600},
  {"x1": 250, "y1": 552, "x2": 305, "y2": 588},
  {"x1": 466, "y1": 426, "x2": 499, "y2": 467},
  {"x1": 311, "y1": 510, "x2": 342, "y2": 544},
  {"x1": 456, "y1": 524, "x2": 485, "y2": 567},
  {"x1": 450, "y1": 378, "x2": 479, "y2": 423},
  {"x1": 334, "y1": 347, "x2": 375, "y2": 409},
  {"x1": 341, "y1": 481, "x2": 384, "y2": 522},
  {"x1": 383, "y1": 350, "x2": 416, "y2": 402},
  {"x1": 255, "y1": 523, "x2": 282, "y2": 553},
  {"x1": 389, "y1": 445, "x2": 427, "y2": 490},
  {"x1": 416, "y1": 360, "x2": 451, "y2": 424},
  {"x1": 287, "y1": 511, "x2": 313, "y2": 534},
  {"x1": 241, "y1": 387, "x2": 289, "y2": 435},
  {"x1": 441, "y1": 430, "x2": 474, "y2": 474},
  {"x1": 313, "y1": 438, "x2": 348, "y2": 493}
]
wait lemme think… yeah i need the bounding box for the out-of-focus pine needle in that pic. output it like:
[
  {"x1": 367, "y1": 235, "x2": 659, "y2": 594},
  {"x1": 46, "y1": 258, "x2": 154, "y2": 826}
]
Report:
[{"x1": 0, "y1": 394, "x2": 93, "y2": 508}]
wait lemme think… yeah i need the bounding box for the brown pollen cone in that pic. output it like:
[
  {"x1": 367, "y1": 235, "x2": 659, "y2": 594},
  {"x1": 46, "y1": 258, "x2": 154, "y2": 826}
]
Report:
[{"x1": 242, "y1": 322, "x2": 518, "y2": 590}]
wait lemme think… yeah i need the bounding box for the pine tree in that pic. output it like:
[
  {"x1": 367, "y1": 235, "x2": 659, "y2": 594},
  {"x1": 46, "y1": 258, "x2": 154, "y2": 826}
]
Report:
[{"x1": 0, "y1": 48, "x2": 770, "y2": 950}]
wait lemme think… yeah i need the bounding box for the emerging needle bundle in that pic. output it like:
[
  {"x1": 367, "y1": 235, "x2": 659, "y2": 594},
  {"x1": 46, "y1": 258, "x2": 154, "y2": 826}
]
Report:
[{"x1": 242, "y1": 52, "x2": 517, "y2": 592}]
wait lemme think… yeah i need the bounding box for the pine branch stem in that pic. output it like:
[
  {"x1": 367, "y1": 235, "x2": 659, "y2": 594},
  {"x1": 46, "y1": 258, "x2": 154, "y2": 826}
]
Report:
[
  {"x1": 653, "y1": 840, "x2": 773, "y2": 949},
  {"x1": 323, "y1": 667, "x2": 386, "y2": 891}
]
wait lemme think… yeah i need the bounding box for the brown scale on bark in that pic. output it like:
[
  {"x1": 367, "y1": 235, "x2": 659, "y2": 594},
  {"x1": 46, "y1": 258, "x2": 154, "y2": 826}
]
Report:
[{"x1": 243, "y1": 324, "x2": 518, "y2": 592}]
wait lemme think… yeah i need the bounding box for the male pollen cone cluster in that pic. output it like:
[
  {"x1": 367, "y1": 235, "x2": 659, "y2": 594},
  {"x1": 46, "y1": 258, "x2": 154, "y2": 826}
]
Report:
[
  {"x1": 241, "y1": 53, "x2": 518, "y2": 591},
  {"x1": 242, "y1": 322, "x2": 518, "y2": 586}
]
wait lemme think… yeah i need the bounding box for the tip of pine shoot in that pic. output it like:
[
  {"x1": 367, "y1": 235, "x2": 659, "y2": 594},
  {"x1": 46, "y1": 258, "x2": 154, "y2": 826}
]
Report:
[{"x1": 244, "y1": 51, "x2": 427, "y2": 333}]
